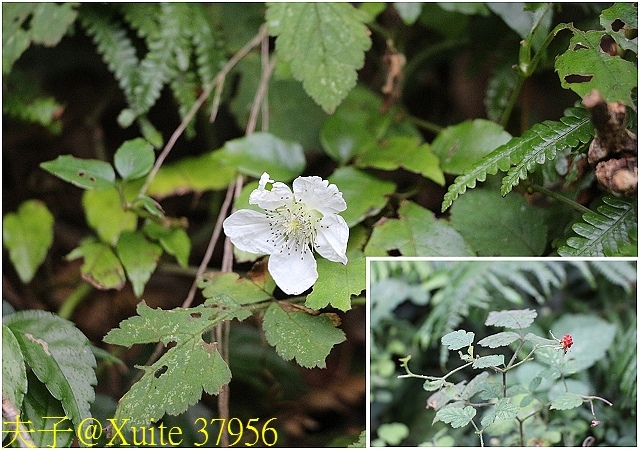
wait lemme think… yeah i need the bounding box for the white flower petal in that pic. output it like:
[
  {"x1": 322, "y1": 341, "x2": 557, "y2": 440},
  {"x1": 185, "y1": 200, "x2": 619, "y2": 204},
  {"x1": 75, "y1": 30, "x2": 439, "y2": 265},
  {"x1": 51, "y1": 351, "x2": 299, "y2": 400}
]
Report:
[
  {"x1": 258, "y1": 172, "x2": 274, "y2": 189},
  {"x1": 249, "y1": 181, "x2": 293, "y2": 210},
  {"x1": 223, "y1": 210, "x2": 278, "y2": 255},
  {"x1": 293, "y1": 176, "x2": 347, "y2": 215},
  {"x1": 268, "y1": 246, "x2": 318, "y2": 295},
  {"x1": 314, "y1": 214, "x2": 349, "y2": 264}
]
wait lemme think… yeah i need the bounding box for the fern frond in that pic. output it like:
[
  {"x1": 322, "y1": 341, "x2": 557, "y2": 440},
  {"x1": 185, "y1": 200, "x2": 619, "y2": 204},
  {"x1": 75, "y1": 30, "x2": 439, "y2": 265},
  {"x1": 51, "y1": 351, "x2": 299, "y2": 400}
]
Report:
[
  {"x1": 441, "y1": 107, "x2": 594, "y2": 211},
  {"x1": 170, "y1": 71, "x2": 198, "y2": 138},
  {"x1": 500, "y1": 107, "x2": 594, "y2": 195},
  {"x1": 120, "y1": 3, "x2": 160, "y2": 38},
  {"x1": 587, "y1": 261, "x2": 637, "y2": 292},
  {"x1": 79, "y1": 7, "x2": 139, "y2": 107},
  {"x1": 191, "y1": 4, "x2": 225, "y2": 85},
  {"x1": 558, "y1": 196, "x2": 637, "y2": 256}
]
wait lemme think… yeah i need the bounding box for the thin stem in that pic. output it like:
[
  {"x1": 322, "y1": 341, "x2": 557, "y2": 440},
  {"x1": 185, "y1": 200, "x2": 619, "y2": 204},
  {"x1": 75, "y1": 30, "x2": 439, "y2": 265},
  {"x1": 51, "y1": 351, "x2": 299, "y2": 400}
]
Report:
[
  {"x1": 404, "y1": 114, "x2": 443, "y2": 134},
  {"x1": 58, "y1": 282, "x2": 92, "y2": 320},
  {"x1": 470, "y1": 419, "x2": 484, "y2": 447},
  {"x1": 527, "y1": 183, "x2": 592, "y2": 215}
]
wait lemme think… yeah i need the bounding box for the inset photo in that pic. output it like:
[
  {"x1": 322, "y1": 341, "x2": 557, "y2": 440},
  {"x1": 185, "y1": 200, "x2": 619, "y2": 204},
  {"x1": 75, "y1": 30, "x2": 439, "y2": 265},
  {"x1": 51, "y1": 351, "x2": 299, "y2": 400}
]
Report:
[{"x1": 369, "y1": 259, "x2": 637, "y2": 447}]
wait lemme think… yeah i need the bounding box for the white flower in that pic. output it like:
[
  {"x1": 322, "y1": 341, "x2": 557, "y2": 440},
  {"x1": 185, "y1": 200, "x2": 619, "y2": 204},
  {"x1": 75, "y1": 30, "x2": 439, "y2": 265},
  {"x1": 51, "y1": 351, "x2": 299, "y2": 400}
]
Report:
[{"x1": 223, "y1": 172, "x2": 349, "y2": 295}]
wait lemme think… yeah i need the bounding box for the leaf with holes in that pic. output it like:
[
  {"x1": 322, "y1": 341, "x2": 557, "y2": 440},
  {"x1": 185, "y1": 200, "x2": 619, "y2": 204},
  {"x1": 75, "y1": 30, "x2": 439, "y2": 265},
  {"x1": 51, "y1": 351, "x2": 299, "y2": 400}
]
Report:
[
  {"x1": 266, "y1": 3, "x2": 371, "y2": 113},
  {"x1": 3, "y1": 200, "x2": 54, "y2": 283},
  {"x1": 555, "y1": 27, "x2": 637, "y2": 105},
  {"x1": 486, "y1": 309, "x2": 537, "y2": 329},
  {"x1": 104, "y1": 298, "x2": 251, "y2": 429},
  {"x1": 3, "y1": 310, "x2": 97, "y2": 432},
  {"x1": 40, "y1": 155, "x2": 116, "y2": 190},
  {"x1": 262, "y1": 302, "x2": 346, "y2": 368},
  {"x1": 198, "y1": 271, "x2": 273, "y2": 305}
]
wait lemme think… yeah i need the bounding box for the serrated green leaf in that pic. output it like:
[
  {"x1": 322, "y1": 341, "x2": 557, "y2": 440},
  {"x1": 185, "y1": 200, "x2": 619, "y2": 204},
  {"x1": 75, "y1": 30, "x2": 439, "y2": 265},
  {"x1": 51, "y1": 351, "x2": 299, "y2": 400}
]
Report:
[
  {"x1": 266, "y1": 3, "x2": 371, "y2": 113},
  {"x1": 2, "y1": 200, "x2": 54, "y2": 283},
  {"x1": 433, "y1": 405, "x2": 476, "y2": 428},
  {"x1": 104, "y1": 300, "x2": 251, "y2": 428},
  {"x1": 477, "y1": 331, "x2": 521, "y2": 348},
  {"x1": 442, "y1": 330, "x2": 475, "y2": 350},
  {"x1": 377, "y1": 422, "x2": 409, "y2": 445},
  {"x1": 365, "y1": 200, "x2": 474, "y2": 256},
  {"x1": 40, "y1": 155, "x2": 116, "y2": 190},
  {"x1": 305, "y1": 229, "x2": 366, "y2": 311},
  {"x1": 3, "y1": 310, "x2": 97, "y2": 432},
  {"x1": 143, "y1": 221, "x2": 190, "y2": 267},
  {"x1": 355, "y1": 136, "x2": 445, "y2": 185},
  {"x1": 431, "y1": 119, "x2": 511, "y2": 175},
  {"x1": 558, "y1": 196, "x2": 637, "y2": 256},
  {"x1": 262, "y1": 302, "x2": 346, "y2": 368},
  {"x1": 2, "y1": 325, "x2": 27, "y2": 409},
  {"x1": 82, "y1": 189, "x2": 137, "y2": 246},
  {"x1": 555, "y1": 28, "x2": 637, "y2": 105},
  {"x1": 66, "y1": 239, "x2": 126, "y2": 290},
  {"x1": 460, "y1": 372, "x2": 490, "y2": 400},
  {"x1": 486, "y1": 309, "x2": 537, "y2": 329},
  {"x1": 500, "y1": 107, "x2": 594, "y2": 195},
  {"x1": 523, "y1": 332, "x2": 558, "y2": 347},
  {"x1": 473, "y1": 354, "x2": 505, "y2": 369},
  {"x1": 218, "y1": 132, "x2": 306, "y2": 182},
  {"x1": 423, "y1": 379, "x2": 446, "y2": 392},
  {"x1": 328, "y1": 167, "x2": 395, "y2": 227},
  {"x1": 114, "y1": 138, "x2": 154, "y2": 181},
  {"x1": 116, "y1": 231, "x2": 163, "y2": 298},
  {"x1": 22, "y1": 372, "x2": 75, "y2": 448},
  {"x1": 450, "y1": 189, "x2": 548, "y2": 256},
  {"x1": 550, "y1": 392, "x2": 583, "y2": 410},
  {"x1": 198, "y1": 272, "x2": 273, "y2": 305},
  {"x1": 480, "y1": 398, "x2": 519, "y2": 428}
]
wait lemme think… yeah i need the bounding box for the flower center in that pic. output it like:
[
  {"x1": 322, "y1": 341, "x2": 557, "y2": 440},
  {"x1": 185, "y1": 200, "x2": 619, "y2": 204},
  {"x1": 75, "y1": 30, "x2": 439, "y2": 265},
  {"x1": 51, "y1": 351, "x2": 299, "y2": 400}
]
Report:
[{"x1": 266, "y1": 201, "x2": 317, "y2": 259}]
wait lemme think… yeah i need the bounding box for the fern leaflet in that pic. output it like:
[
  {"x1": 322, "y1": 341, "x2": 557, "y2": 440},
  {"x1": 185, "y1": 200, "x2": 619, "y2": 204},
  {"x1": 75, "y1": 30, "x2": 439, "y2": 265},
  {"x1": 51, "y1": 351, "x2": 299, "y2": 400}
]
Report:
[
  {"x1": 441, "y1": 107, "x2": 594, "y2": 211},
  {"x1": 500, "y1": 107, "x2": 594, "y2": 195},
  {"x1": 558, "y1": 196, "x2": 637, "y2": 256}
]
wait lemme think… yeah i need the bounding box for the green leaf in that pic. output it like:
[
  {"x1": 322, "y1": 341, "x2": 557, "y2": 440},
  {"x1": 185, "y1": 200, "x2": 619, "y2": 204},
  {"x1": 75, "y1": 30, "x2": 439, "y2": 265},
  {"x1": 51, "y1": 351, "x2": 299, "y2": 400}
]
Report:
[
  {"x1": 116, "y1": 231, "x2": 163, "y2": 298},
  {"x1": 431, "y1": 119, "x2": 511, "y2": 175},
  {"x1": 449, "y1": 189, "x2": 548, "y2": 256},
  {"x1": 143, "y1": 221, "x2": 191, "y2": 268},
  {"x1": 355, "y1": 136, "x2": 445, "y2": 185},
  {"x1": 82, "y1": 189, "x2": 137, "y2": 246},
  {"x1": 523, "y1": 332, "x2": 557, "y2": 347},
  {"x1": 558, "y1": 196, "x2": 637, "y2": 256},
  {"x1": 473, "y1": 354, "x2": 505, "y2": 369},
  {"x1": 2, "y1": 325, "x2": 27, "y2": 409},
  {"x1": 66, "y1": 239, "x2": 126, "y2": 290},
  {"x1": 328, "y1": 167, "x2": 395, "y2": 227},
  {"x1": 266, "y1": 3, "x2": 372, "y2": 113},
  {"x1": 40, "y1": 155, "x2": 116, "y2": 190},
  {"x1": 433, "y1": 405, "x2": 476, "y2": 428},
  {"x1": 306, "y1": 227, "x2": 367, "y2": 311},
  {"x1": 320, "y1": 86, "x2": 390, "y2": 164},
  {"x1": 550, "y1": 392, "x2": 583, "y2": 410},
  {"x1": 2, "y1": 200, "x2": 54, "y2": 283},
  {"x1": 133, "y1": 194, "x2": 165, "y2": 220},
  {"x1": 423, "y1": 379, "x2": 446, "y2": 392},
  {"x1": 485, "y1": 64, "x2": 521, "y2": 122},
  {"x1": 485, "y1": 309, "x2": 537, "y2": 329},
  {"x1": 365, "y1": 200, "x2": 474, "y2": 256},
  {"x1": 477, "y1": 331, "x2": 521, "y2": 348},
  {"x1": 600, "y1": 3, "x2": 638, "y2": 53},
  {"x1": 104, "y1": 299, "x2": 250, "y2": 428},
  {"x1": 113, "y1": 138, "x2": 155, "y2": 181},
  {"x1": 3, "y1": 310, "x2": 97, "y2": 431},
  {"x1": 393, "y1": 3, "x2": 422, "y2": 25},
  {"x1": 441, "y1": 330, "x2": 475, "y2": 350},
  {"x1": 480, "y1": 398, "x2": 519, "y2": 428},
  {"x1": 377, "y1": 422, "x2": 409, "y2": 445},
  {"x1": 460, "y1": 372, "x2": 490, "y2": 400},
  {"x1": 198, "y1": 271, "x2": 273, "y2": 305},
  {"x1": 262, "y1": 302, "x2": 346, "y2": 368},
  {"x1": 555, "y1": 28, "x2": 637, "y2": 105},
  {"x1": 218, "y1": 132, "x2": 306, "y2": 182}
]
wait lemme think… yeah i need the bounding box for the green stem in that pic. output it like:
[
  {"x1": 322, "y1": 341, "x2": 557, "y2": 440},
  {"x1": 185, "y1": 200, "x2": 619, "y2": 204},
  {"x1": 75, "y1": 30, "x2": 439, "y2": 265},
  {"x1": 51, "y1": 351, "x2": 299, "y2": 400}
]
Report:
[
  {"x1": 527, "y1": 183, "x2": 592, "y2": 215},
  {"x1": 58, "y1": 283, "x2": 92, "y2": 320},
  {"x1": 404, "y1": 114, "x2": 444, "y2": 134}
]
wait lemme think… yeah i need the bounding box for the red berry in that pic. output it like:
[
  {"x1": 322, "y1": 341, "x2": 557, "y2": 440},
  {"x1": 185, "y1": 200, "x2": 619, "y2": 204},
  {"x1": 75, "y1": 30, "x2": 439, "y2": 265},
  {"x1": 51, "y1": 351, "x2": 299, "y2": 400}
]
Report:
[{"x1": 561, "y1": 334, "x2": 573, "y2": 351}]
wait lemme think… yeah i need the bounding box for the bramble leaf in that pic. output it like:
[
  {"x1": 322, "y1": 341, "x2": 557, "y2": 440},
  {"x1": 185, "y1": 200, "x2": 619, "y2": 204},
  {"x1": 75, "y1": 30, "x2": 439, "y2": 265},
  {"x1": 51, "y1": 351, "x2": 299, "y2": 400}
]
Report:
[
  {"x1": 262, "y1": 302, "x2": 346, "y2": 368},
  {"x1": 441, "y1": 330, "x2": 475, "y2": 350},
  {"x1": 2, "y1": 200, "x2": 54, "y2": 283},
  {"x1": 198, "y1": 271, "x2": 273, "y2": 305},
  {"x1": 433, "y1": 405, "x2": 476, "y2": 428},
  {"x1": 143, "y1": 221, "x2": 191, "y2": 268},
  {"x1": 83, "y1": 189, "x2": 137, "y2": 246},
  {"x1": 600, "y1": 3, "x2": 638, "y2": 53},
  {"x1": 40, "y1": 155, "x2": 116, "y2": 190},
  {"x1": 266, "y1": 3, "x2": 372, "y2": 113},
  {"x1": 558, "y1": 196, "x2": 637, "y2": 256},
  {"x1": 486, "y1": 309, "x2": 537, "y2": 329},
  {"x1": 114, "y1": 138, "x2": 155, "y2": 181},
  {"x1": 104, "y1": 298, "x2": 251, "y2": 428},
  {"x1": 116, "y1": 231, "x2": 163, "y2": 298},
  {"x1": 480, "y1": 398, "x2": 519, "y2": 428},
  {"x1": 550, "y1": 392, "x2": 583, "y2": 410},
  {"x1": 3, "y1": 310, "x2": 97, "y2": 432},
  {"x1": 477, "y1": 331, "x2": 520, "y2": 348},
  {"x1": 66, "y1": 239, "x2": 126, "y2": 290},
  {"x1": 473, "y1": 354, "x2": 505, "y2": 369}
]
